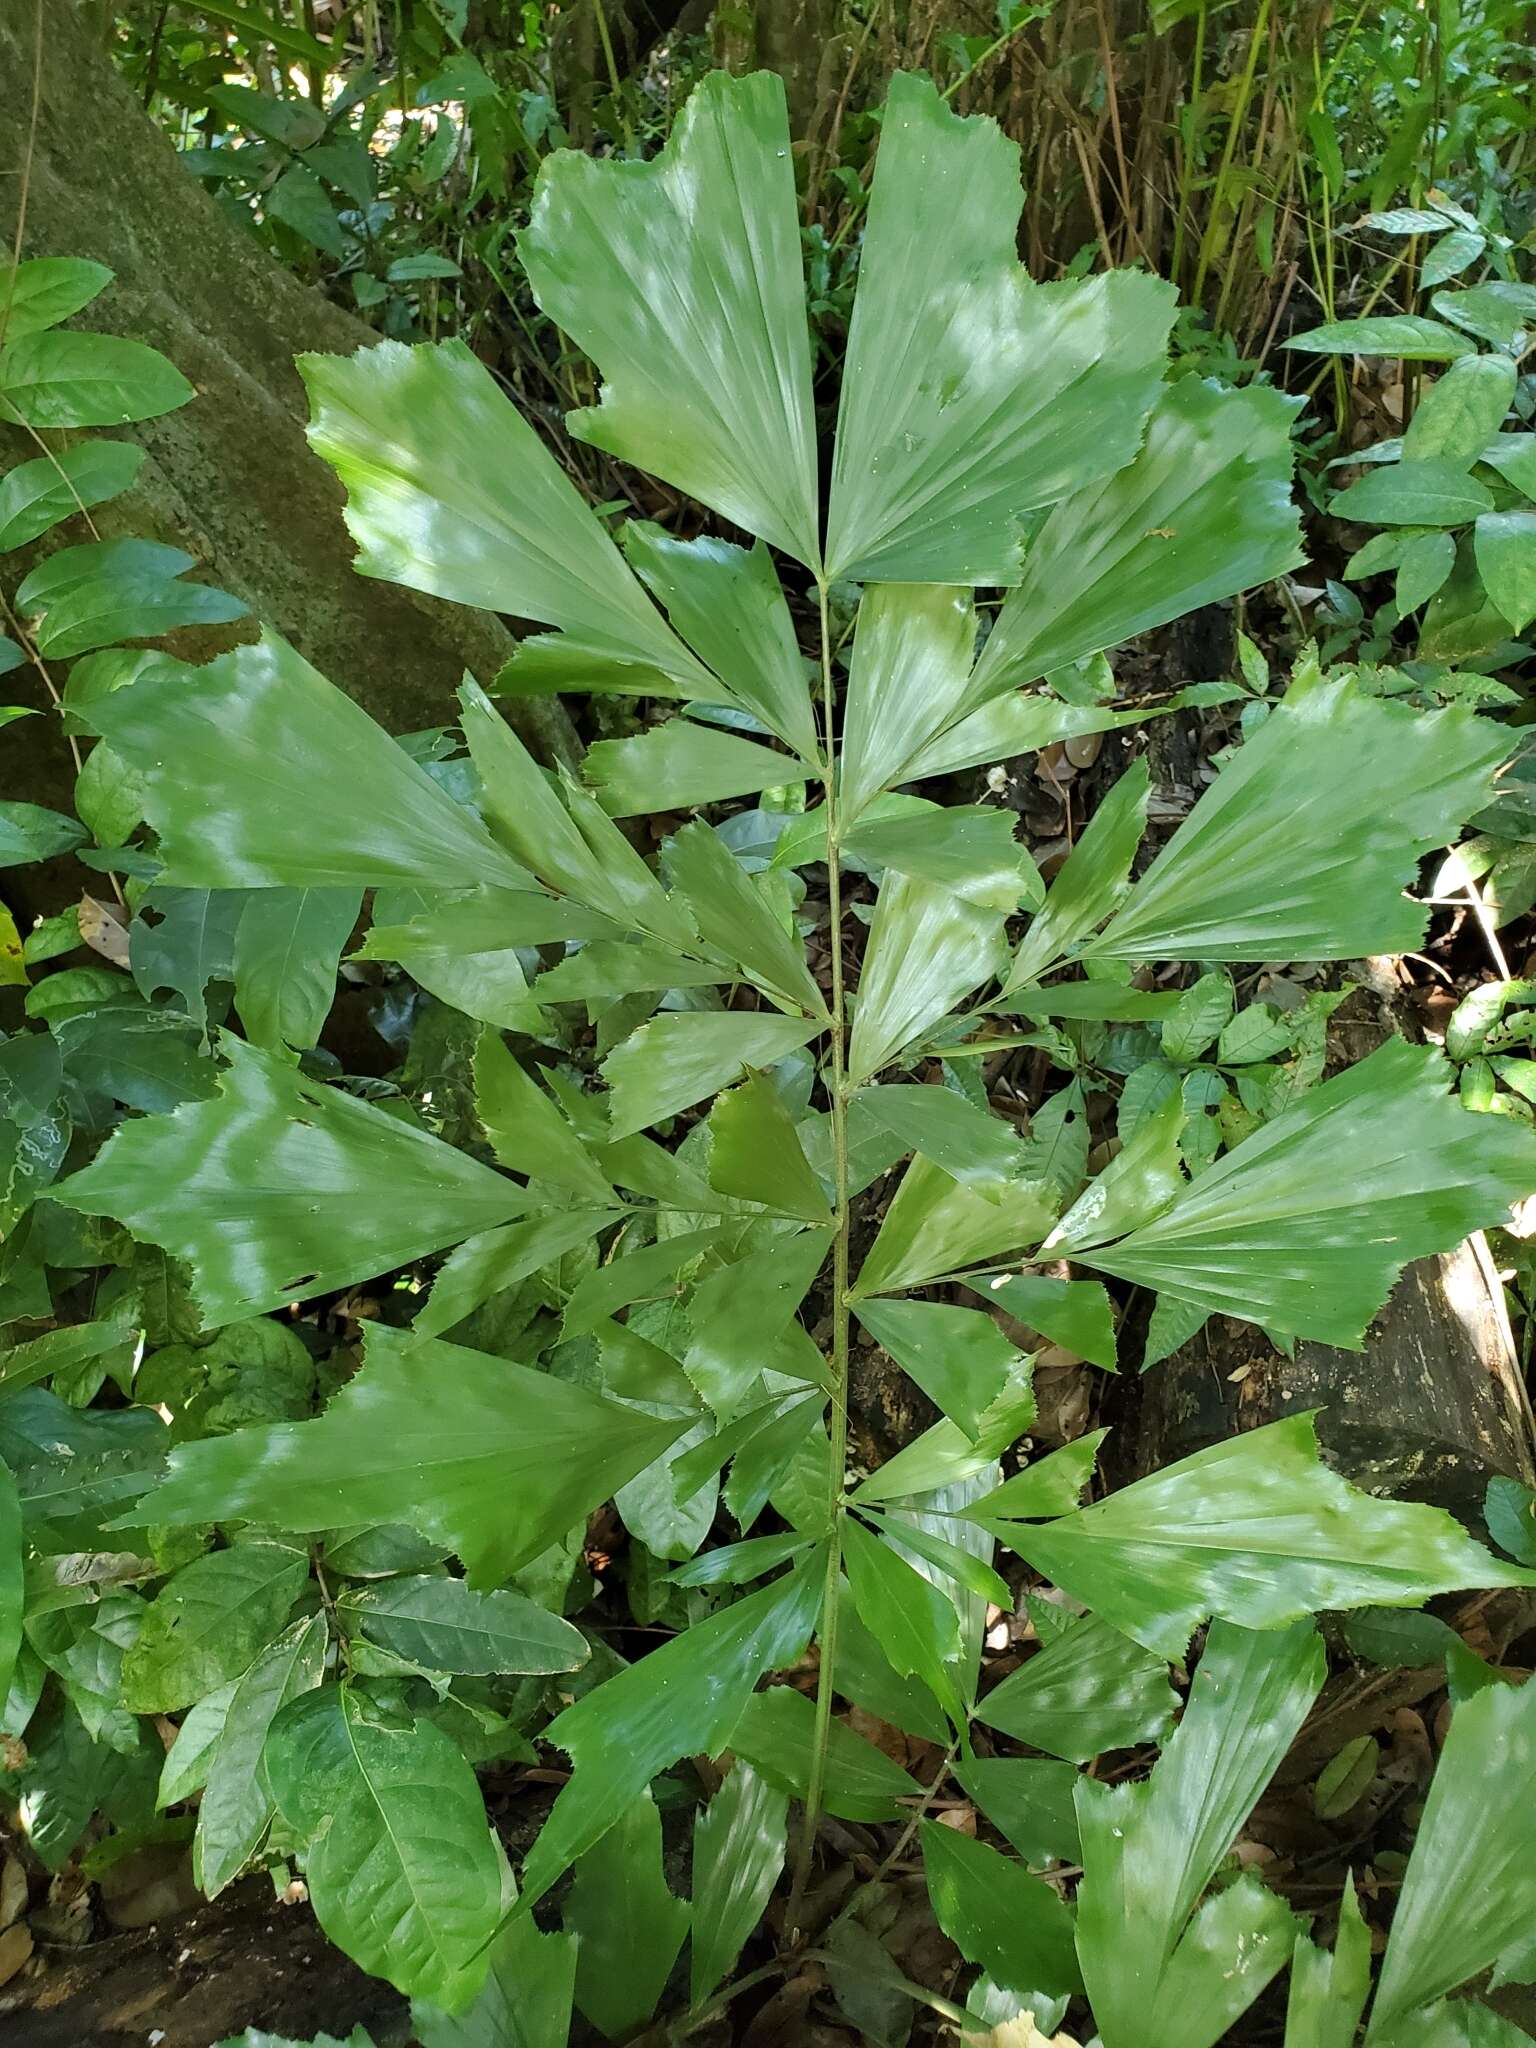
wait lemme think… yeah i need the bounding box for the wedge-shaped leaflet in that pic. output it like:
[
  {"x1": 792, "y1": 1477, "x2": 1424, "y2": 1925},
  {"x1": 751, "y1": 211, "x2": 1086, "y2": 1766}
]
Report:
[
  {"x1": 956, "y1": 1756, "x2": 1081, "y2": 1867},
  {"x1": 565, "y1": 1789, "x2": 690, "y2": 2040},
  {"x1": 196, "y1": 1612, "x2": 326, "y2": 1898},
  {"x1": 825, "y1": 72, "x2": 1173, "y2": 584},
  {"x1": 966, "y1": 379, "x2": 1304, "y2": 705},
  {"x1": 83, "y1": 632, "x2": 530, "y2": 892},
  {"x1": 338, "y1": 1576, "x2": 589, "y2": 1676},
  {"x1": 853, "y1": 1153, "x2": 1058, "y2": 1297},
  {"x1": 519, "y1": 71, "x2": 819, "y2": 567},
  {"x1": 265, "y1": 1685, "x2": 501, "y2": 2009},
  {"x1": 839, "y1": 585, "x2": 978, "y2": 826},
  {"x1": 416, "y1": 1210, "x2": 618, "y2": 1341},
  {"x1": 520, "y1": 1551, "x2": 823, "y2": 1903},
  {"x1": 1375, "y1": 2007, "x2": 1535, "y2": 2048},
  {"x1": 1011, "y1": 1414, "x2": 1532, "y2": 1661},
  {"x1": 1076, "y1": 1039, "x2": 1536, "y2": 1344},
  {"x1": 921, "y1": 1821, "x2": 1080, "y2": 1999},
  {"x1": 413, "y1": 1915, "x2": 577, "y2": 2048},
  {"x1": 358, "y1": 887, "x2": 573, "y2": 1032},
  {"x1": 0, "y1": 1460, "x2": 18, "y2": 1715},
  {"x1": 709, "y1": 1075, "x2": 830, "y2": 1220},
  {"x1": 848, "y1": 873, "x2": 1006, "y2": 1084},
  {"x1": 56, "y1": 1041, "x2": 530, "y2": 1324},
  {"x1": 856, "y1": 1083, "x2": 1029, "y2": 1192},
  {"x1": 583, "y1": 718, "x2": 804, "y2": 817},
  {"x1": 602, "y1": 1011, "x2": 822, "y2": 1139},
  {"x1": 128, "y1": 1324, "x2": 686, "y2": 1585},
  {"x1": 666, "y1": 820, "x2": 827, "y2": 1018},
  {"x1": 1007, "y1": 760, "x2": 1149, "y2": 989},
  {"x1": 1285, "y1": 1874, "x2": 1371, "y2": 2048},
  {"x1": 854, "y1": 1298, "x2": 1029, "y2": 1441},
  {"x1": 843, "y1": 1512, "x2": 963, "y2": 1718},
  {"x1": 1085, "y1": 678, "x2": 1508, "y2": 964},
  {"x1": 848, "y1": 805, "x2": 1042, "y2": 913},
  {"x1": 233, "y1": 887, "x2": 362, "y2": 1054},
  {"x1": 976, "y1": 1611, "x2": 1176, "y2": 1764},
  {"x1": 1368, "y1": 1674, "x2": 1536, "y2": 2038},
  {"x1": 683, "y1": 1228, "x2": 830, "y2": 1418},
  {"x1": 728, "y1": 1680, "x2": 921, "y2": 1821},
  {"x1": 474, "y1": 1029, "x2": 613, "y2": 1204},
  {"x1": 1074, "y1": 1622, "x2": 1323, "y2": 2048},
  {"x1": 300, "y1": 339, "x2": 709, "y2": 694},
  {"x1": 624, "y1": 525, "x2": 820, "y2": 761},
  {"x1": 690, "y1": 1763, "x2": 787, "y2": 2004}
]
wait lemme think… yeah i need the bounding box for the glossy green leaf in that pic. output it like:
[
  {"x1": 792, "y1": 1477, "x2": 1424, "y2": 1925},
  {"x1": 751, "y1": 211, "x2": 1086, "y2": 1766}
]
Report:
[
  {"x1": 413, "y1": 1914, "x2": 577, "y2": 2048},
  {"x1": 359, "y1": 887, "x2": 547, "y2": 1031},
  {"x1": 623, "y1": 523, "x2": 819, "y2": 759},
  {"x1": 0, "y1": 330, "x2": 193, "y2": 428},
  {"x1": 196, "y1": 1612, "x2": 326, "y2": 1897},
  {"x1": 1283, "y1": 315, "x2": 1477, "y2": 360},
  {"x1": 855, "y1": 1083, "x2": 1029, "y2": 1192},
  {"x1": 1433, "y1": 284, "x2": 1531, "y2": 350},
  {"x1": 921, "y1": 1821, "x2": 1080, "y2": 1998},
  {"x1": 849, "y1": 873, "x2": 1006, "y2": 1084},
  {"x1": 233, "y1": 888, "x2": 360, "y2": 1053},
  {"x1": 565, "y1": 1788, "x2": 690, "y2": 2038},
  {"x1": 474, "y1": 1028, "x2": 612, "y2": 1203},
  {"x1": 975, "y1": 1612, "x2": 1176, "y2": 1763},
  {"x1": 1011, "y1": 1413, "x2": 1532, "y2": 1661},
  {"x1": 300, "y1": 339, "x2": 709, "y2": 693},
  {"x1": 562, "y1": 1225, "x2": 728, "y2": 1336},
  {"x1": 1403, "y1": 353, "x2": 1517, "y2": 466},
  {"x1": 1048, "y1": 1092, "x2": 1185, "y2": 1256},
  {"x1": 955, "y1": 1756, "x2": 1081, "y2": 1867},
  {"x1": 854, "y1": 1298, "x2": 1028, "y2": 1440},
  {"x1": 0, "y1": 440, "x2": 143, "y2": 551},
  {"x1": 727, "y1": 1679, "x2": 921, "y2": 1821},
  {"x1": 839, "y1": 583, "x2": 978, "y2": 826},
  {"x1": 1008, "y1": 761, "x2": 1149, "y2": 988},
  {"x1": 1374, "y1": 2004, "x2": 1535, "y2": 2048},
  {"x1": 853, "y1": 1154, "x2": 1058, "y2": 1297},
  {"x1": 1074, "y1": 1622, "x2": 1323, "y2": 2048},
  {"x1": 158, "y1": 1682, "x2": 238, "y2": 1808},
  {"x1": 133, "y1": 1323, "x2": 684, "y2": 1584},
  {"x1": 1077, "y1": 1039, "x2": 1536, "y2": 1343},
  {"x1": 709, "y1": 1074, "x2": 830, "y2": 1220},
  {"x1": 1331, "y1": 459, "x2": 1494, "y2": 527},
  {"x1": 683, "y1": 1228, "x2": 829, "y2": 1418},
  {"x1": 843, "y1": 1512, "x2": 962, "y2": 1716},
  {"x1": 967, "y1": 379, "x2": 1304, "y2": 702},
  {"x1": 1474, "y1": 509, "x2": 1536, "y2": 634},
  {"x1": 825, "y1": 72, "x2": 1173, "y2": 583},
  {"x1": 965, "y1": 1273, "x2": 1117, "y2": 1371},
  {"x1": 520, "y1": 1551, "x2": 823, "y2": 1902},
  {"x1": 520, "y1": 71, "x2": 819, "y2": 567},
  {"x1": 31, "y1": 566, "x2": 246, "y2": 661},
  {"x1": 851, "y1": 806, "x2": 1042, "y2": 914},
  {"x1": 56, "y1": 1039, "x2": 530, "y2": 1324},
  {"x1": 583, "y1": 717, "x2": 805, "y2": 817},
  {"x1": 1369, "y1": 1673, "x2": 1536, "y2": 2036},
  {"x1": 962, "y1": 1432, "x2": 1107, "y2": 1524},
  {"x1": 1482, "y1": 435, "x2": 1536, "y2": 503},
  {"x1": 338, "y1": 1576, "x2": 589, "y2": 1675},
  {"x1": 601, "y1": 1011, "x2": 821, "y2": 1139},
  {"x1": 1088, "y1": 680, "x2": 1508, "y2": 964},
  {"x1": 85, "y1": 633, "x2": 530, "y2": 892},
  {"x1": 0, "y1": 256, "x2": 113, "y2": 340},
  {"x1": 265, "y1": 1684, "x2": 501, "y2": 2008},
  {"x1": 664, "y1": 820, "x2": 826, "y2": 1017},
  {"x1": 121, "y1": 1541, "x2": 306, "y2": 1712},
  {"x1": 690, "y1": 1762, "x2": 787, "y2": 2003},
  {"x1": 1285, "y1": 1873, "x2": 1371, "y2": 2048},
  {"x1": 415, "y1": 1209, "x2": 617, "y2": 1340}
]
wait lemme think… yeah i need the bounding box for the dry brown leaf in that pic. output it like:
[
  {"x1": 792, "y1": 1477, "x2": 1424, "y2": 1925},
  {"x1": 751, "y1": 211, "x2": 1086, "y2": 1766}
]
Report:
[{"x1": 77, "y1": 893, "x2": 130, "y2": 968}]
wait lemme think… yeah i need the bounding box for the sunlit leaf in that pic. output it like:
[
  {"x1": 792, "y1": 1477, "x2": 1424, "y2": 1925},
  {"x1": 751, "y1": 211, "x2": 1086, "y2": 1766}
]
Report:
[
  {"x1": 849, "y1": 873, "x2": 1005, "y2": 1085},
  {"x1": 839, "y1": 584, "x2": 979, "y2": 826},
  {"x1": 520, "y1": 71, "x2": 820, "y2": 566},
  {"x1": 825, "y1": 72, "x2": 1173, "y2": 583},
  {"x1": 1010, "y1": 1413, "x2": 1533, "y2": 1661},
  {"x1": 601, "y1": 1011, "x2": 821, "y2": 1139},
  {"x1": 853, "y1": 1154, "x2": 1058, "y2": 1297},
  {"x1": 583, "y1": 716, "x2": 806, "y2": 817},
  {"x1": 1074, "y1": 1622, "x2": 1322, "y2": 2048},
  {"x1": 974, "y1": 1612, "x2": 1176, "y2": 1763},
  {"x1": 1076, "y1": 1039, "x2": 1536, "y2": 1343},
  {"x1": 56, "y1": 1040, "x2": 529, "y2": 1323},
  {"x1": 127, "y1": 1324, "x2": 686, "y2": 1585},
  {"x1": 300, "y1": 339, "x2": 710, "y2": 693},
  {"x1": 85, "y1": 633, "x2": 531, "y2": 892},
  {"x1": 0, "y1": 441, "x2": 143, "y2": 552},
  {"x1": 0, "y1": 256, "x2": 113, "y2": 342},
  {"x1": 921, "y1": 1821, "x2": 1080, "y2": 1998},
  {"x1": 0, "y1": 330, "x2": 193, "y2": 428},
  {"x1": 967, "y1": 380, "x2": 1304, "y2": 703}
]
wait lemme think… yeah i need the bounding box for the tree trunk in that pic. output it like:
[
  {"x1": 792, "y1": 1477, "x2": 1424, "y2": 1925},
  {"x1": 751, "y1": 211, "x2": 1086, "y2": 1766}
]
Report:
[{"x1": 1, "y1": 0, "x2": 574, "y2": 785}]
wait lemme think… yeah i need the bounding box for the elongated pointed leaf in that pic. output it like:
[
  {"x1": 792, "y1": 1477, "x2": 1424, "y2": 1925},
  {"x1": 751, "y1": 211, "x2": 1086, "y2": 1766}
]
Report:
[
  {"x1": 0, "y1": 1459, "x2": 18, "y2": 1717},
  {"x1": 413, "y1": 1915, "x2": 577, "y2": 2048},
  {"x1": 843, "y1": 1512, "x2": 963, "y2": 1716},
  {"x1": 1076, "y1": 1038, "x2": 1536, "y2": 1344},
  {"x1": 233, "y1": 887, "x2": 360, "y2": 1053},
  {"x1": 519, "y1": 71, "x2": 820, "y2": 567},
  {"x1": 975, "y1": 1612, "x2": 1176, "y2": 1763},
  {"x1": 474, "y1": 1029, "x2": 612, "y2": 1203},
  {"x1": 520, "y1": 1551, "x2": 823, "y2": 1902},
  {"x1": 848, "y1": 874, "x2": 1006, "y2": 1085},
  {"x1": 967, "y1": 378, "x2": 1304, "y2": 703},
  {"x1": 265, "y1": 1685, "x2": 501, "y2": 2008},
  {"x1": 1008, "y1": 760, "x2": 1149, "y2": 988},
  {"x1": 683, "y1": 1228, "x2": 829, "y2": 1418},
  {"x1": 840, "y1": 584, "x2": 979, "y2": 825},
  {"x1": 853, "y1": 1154, "x2": 1058, "y2": 1297},
  {"x1": 1011, "y1": 1413, "x2": 1532, "y2": 1661},
  {"x1": 727, "y1": 1679, "x2": 922, "y2": 1821},
  {"x1": 0, "y1": 440, "x2": 143, "y2": 552},
  {"x1": 1074, "y1": 1622, "x2": 1323, "y2": 2048},
  {"x1": 1087, "y1": 678, "x2": 1508, "y2": 964},
  {"x1": 601, "y1": 1011, "x2": 821, "y2": 1139},
  {"x1": 415, "y1": 1208, "x2": 617, "y2": 1340},
  {"x1": 921, "y1": 1821, "x2": 1080, "y2": 1998},
  {"x1": 56, "y1": 1040, "x2": 530, "y2": 1324},
  {"x1": 1474, "y1": 508, "x2": 1536, "y2": 634},
  {"x1": 338, "y1": 1576, "x2": 589, "y2": 1676},
  {"x1": 301, "y1": 339, "x2": 710, "y2": 692},
  {"x1": 564, "y1": 1791, "x2": 689, "y2": 2038},
  {"x1": 665, "y1": 820, "x2": 826, "y2": 1017},
  {"x1": 1403, "y1": 353, "x2": 1517, "y2": 466},
  {"x1": 855, "y1": 1083, "x2": 1029, "y2": 1191},
  {"x1": 709, "y1": 1074, "x2": 830, "y2": 1220},
  {"x1": 854, "y1": 1298, "x2": 1028, "y2": 1440},
  {"x1": 690, "y1": 1763, "x2": 788, "y2": 2003},
  {"x1": 1369, "y1": 1674, "x2": 1536, "y2": 2036},
  {"x1": 128, "y1": 1324, "x2": 686, "y2": 1585},
  {"x1": 1285, "y1": 1874, "x2": 1371, "y2": 2048},
  {"x1": 121, "y1": 1541, "x2": 307, "y2": 1713},
  {"x1": 825, "y1": 72, "x2": 1174, "y2": 583},
  {"x1": 83, "y1": 633, "x2": 530, "y2": 892},
  {"x1": 584, "y1": 717, "x2": 805, "y2": 817},
  {"x1": 197, "y1": 1613, "x2": 327, "y2": 1897}
]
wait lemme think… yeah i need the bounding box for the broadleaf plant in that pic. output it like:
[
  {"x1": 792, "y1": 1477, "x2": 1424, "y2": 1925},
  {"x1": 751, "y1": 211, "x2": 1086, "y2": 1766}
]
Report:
[{"x1": 4, "y1": 71, "x2": 1535, "y2": 2044}]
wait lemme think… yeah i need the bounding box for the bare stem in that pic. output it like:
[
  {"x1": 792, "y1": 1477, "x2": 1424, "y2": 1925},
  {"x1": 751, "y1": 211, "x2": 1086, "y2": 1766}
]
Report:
[{"x1": 784, "y1": 579, "x2": 852, "y2": 1935}]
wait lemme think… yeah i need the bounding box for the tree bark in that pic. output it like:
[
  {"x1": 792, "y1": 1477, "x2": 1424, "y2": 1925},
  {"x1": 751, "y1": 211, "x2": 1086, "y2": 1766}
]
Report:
[{"x1": 1, "y1": 0, "x2": 574, "y2": 783}]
